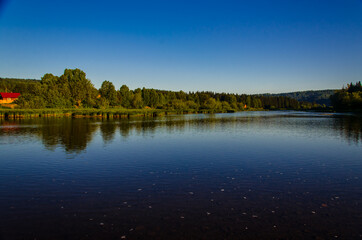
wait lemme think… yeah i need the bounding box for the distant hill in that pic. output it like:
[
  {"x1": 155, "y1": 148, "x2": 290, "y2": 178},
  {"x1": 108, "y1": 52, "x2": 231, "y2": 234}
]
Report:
[
  {"x1": 264, "y1": 90, "x2": 337, "y2": 106},
  {"x1": 0, "y1": 77, "x2": 41, "y2": 93},
  {"x1": 0, "y1": 77, "x2": 40, "y2": 83},
  {"x1": 1, "y1": 77, "x2": 337, "y2": 107}
]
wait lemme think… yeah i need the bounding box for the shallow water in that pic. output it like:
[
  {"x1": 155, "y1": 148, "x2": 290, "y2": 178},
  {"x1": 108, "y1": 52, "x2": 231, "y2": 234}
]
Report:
[{"x1": 0, "y1": 111, "x2": 361, "y2": 239}]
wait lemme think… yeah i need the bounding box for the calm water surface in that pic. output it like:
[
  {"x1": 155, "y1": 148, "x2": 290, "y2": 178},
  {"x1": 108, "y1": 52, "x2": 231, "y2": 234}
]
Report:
[{"x1": 0, "y1": 111, "x2": 361, "y2": 239}]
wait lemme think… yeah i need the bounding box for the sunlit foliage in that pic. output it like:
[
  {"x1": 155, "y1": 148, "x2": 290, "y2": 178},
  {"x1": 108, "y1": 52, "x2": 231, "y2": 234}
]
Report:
[
  {"x1": 0, "y1": 69, "x2": 323, "y2": 111},
  {"x1": 331, "y1": 82, "x2": 362, "y2": 111}
]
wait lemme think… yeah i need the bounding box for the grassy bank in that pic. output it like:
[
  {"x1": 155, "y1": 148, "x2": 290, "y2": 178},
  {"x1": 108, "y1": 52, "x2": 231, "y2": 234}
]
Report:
[{"x1": 0, "y1": 108, "x2": 243, "y2": 119}]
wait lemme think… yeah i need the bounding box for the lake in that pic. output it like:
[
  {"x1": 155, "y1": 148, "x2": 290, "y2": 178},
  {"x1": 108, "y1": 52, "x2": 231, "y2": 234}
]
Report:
[{"x1": 0, "y1": 111, "x2": 361, "y2": 239}]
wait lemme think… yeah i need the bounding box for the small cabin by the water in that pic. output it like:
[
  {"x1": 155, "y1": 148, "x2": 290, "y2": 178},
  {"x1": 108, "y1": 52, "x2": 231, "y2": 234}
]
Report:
[{"x1": 0, "y1": 92, "x2": 21, "y2": 104}]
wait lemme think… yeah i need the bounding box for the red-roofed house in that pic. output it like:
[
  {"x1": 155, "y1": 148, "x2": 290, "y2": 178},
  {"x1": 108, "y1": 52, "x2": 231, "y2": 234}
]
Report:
[{"x1": 0, "y1": 92, "x2": 21, "y2": 104}]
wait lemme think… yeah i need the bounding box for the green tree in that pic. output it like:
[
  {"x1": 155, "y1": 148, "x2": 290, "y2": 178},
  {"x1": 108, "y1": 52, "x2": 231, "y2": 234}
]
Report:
[
  {"x1": 60, "y1": 69, "x2": 96, "y2": 107},
  {"x1": 149, "y1": 89, "x2": 160, "y2": 107},
  {"x1": 202, "y1": 97, "x2": 217, "y2": 109},
  {"x1": 246, "y1": 96, "x2": 251, "y2": 108},
  {"x1": 99, "y1": 80, "x2": 118, "y2": 106},
  {"x1": 119, "y1": 85, "x2": 132, "y2": 108},
  {"x1": 40, "y1": 73, "x2": 71, "y2": 108},
  {"x1": 132, "y1": 91, "x2": 143, "y2": 108}
]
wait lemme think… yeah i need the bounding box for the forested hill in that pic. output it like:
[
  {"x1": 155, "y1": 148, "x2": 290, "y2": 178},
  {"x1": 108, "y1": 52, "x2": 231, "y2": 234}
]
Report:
[
  {"x1": 0, "y1": 77, "x2": 40, "y2": 93},
  {"x1": 330, "y1": 82, "x2": 362, "y2": 111},
  {"x1": 265, "y1": 90, "x2": 336, "y2": 106},
  {"x1": 1, "y1": 77, "x2": 335, "y2": 105},
  {"x1": 0, "y1": 69, "x2": 325, "y2": 111}
]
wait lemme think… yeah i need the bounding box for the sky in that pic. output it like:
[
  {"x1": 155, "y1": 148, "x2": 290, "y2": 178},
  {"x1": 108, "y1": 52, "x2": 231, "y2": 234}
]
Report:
[{"x1": 0, "y1": 0, "x2": 361, "y2": 94}]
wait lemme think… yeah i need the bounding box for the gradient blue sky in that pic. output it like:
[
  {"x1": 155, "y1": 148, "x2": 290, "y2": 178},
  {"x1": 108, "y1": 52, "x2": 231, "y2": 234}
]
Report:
[{"x1": 0, "y1": 0, "x2": 361, "y2": 94}]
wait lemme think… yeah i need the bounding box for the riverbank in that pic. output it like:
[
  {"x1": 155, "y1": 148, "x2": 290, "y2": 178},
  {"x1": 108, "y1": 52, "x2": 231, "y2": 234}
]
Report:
[
  {"x1": 0, "y1": 108, "x2": 248, "y2": 119},
  {"x1": 1, "y1": 107, "x2": 340, "y2": 119}
]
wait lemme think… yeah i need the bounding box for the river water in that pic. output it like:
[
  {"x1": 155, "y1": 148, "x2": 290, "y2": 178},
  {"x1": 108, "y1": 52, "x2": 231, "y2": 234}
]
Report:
[{"x1": 0, "y1": 111, "x2": 361, "y2": 239}]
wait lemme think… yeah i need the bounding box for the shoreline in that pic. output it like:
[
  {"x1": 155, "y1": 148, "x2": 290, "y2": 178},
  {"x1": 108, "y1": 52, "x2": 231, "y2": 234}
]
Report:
[
  {"x1": 0, "y1": 107, "x2": 340, "y2": 119},
  {"x1": 0, "y1": 108, "x2": 243, "y2": 119}
]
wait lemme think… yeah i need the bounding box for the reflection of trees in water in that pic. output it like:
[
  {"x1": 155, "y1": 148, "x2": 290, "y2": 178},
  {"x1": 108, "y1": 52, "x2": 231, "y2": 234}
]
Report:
[
  {"x1": 118, "y1": 118, "x2": 186, "y2": 138},
  {"x1": 0, "y1": 119, "x2": 41, "y2": 144},
  {"x1": 333, "y1": 116, "x2": 362, "y2": 144},
  {"x1": 0, "y1": 118, "x2": 98, "y2": 153},
  {"x1": 100, "y1": 115, "x2": 362, "y2": 145},
  {"x1": 40, "y1": 118, "x2": 98, "y2": 153},
  {"x1": 133, "y1": 119, "x2": 157, "y2": 136},
  {"x1": 1, "y1": 114, "x2": 361, "y2": 154},
  {"x1": 100, "y1": 120, "x2": 117, "y2": 143},
  {"x1": 119, "y1": 121, "x2": 131, "y2": 138},
  {"x1": 118, "y1": 117, "x2": 191, "y2": 137}
]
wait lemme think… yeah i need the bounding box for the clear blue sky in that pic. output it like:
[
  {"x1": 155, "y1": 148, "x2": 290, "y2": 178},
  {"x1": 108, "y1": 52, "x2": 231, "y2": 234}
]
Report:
[{"x1": 0, "y1": 0, "x2": 361, "y2": 94}]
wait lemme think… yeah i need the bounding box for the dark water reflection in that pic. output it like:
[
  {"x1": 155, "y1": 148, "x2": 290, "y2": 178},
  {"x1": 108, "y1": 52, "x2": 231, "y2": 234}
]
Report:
[
  {"x1": 1, "y1": 112, "x2": 361, "y2": 153},
  {"x1": 332, "y1": 115, "x2": 362, "y2": 144},
  {"x1": 41, "y1": 118, "x2": 98, "y2": 153},
  {"x1": 0, "y1": 111, "x2": 361, "y2": 239}
]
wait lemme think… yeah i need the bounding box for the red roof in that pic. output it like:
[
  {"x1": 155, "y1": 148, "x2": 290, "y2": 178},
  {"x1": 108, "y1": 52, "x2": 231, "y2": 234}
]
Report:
[{"x1": 0, "y1": 92, "x2": 21, "y2": 98}]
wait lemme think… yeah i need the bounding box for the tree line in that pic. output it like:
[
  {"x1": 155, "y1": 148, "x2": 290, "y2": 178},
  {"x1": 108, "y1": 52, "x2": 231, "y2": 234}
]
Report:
[
  {"x1": 1, "y1": 68, "x2": 319, "y2": 110},
  {"x1": 267, "y1": 89, "x2": 335, "y2": 106},
  {"x1": 330, "y1": 81, "x2": 362, "y2": 111}
]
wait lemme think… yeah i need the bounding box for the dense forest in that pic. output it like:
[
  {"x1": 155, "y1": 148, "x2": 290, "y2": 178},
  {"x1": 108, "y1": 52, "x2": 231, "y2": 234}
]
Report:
[
  {"x1": 267, "y1": 90, "x2": 336, "y2": 106},
  {"x1": 330, "y1": 82, "x2": 362, "y2": 111},
  {"x1": 1, "y1": 69, "x2": 322, "y2": 111}
]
